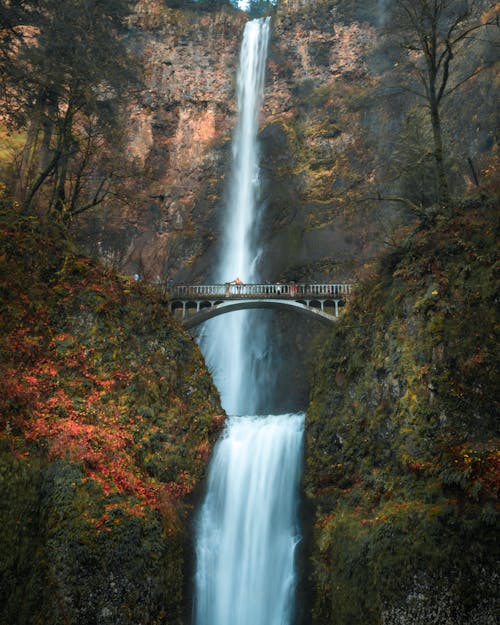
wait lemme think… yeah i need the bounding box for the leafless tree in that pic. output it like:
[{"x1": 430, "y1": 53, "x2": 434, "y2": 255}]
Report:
[{"x1": 388, "y1": 0, "x2": 499, "y2": 208}]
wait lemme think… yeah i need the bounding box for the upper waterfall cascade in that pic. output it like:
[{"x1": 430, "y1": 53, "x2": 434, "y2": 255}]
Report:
[{"x1": 198, "y1": 17, "x2": 271, "y2": 417}]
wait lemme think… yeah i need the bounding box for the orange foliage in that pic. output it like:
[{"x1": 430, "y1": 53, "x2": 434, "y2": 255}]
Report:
[{"x1": 0, "y1": 315, "x2": 180, "y2": 515}]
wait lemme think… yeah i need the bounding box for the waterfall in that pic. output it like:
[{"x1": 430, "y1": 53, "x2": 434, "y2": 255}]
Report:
[
  {"x1": 199, "y1": 18, "x2": 270, "y2": 416},
  {"x1": 193, "y1": 18, "x2": 304, "y2": 625},
  {"x1": 193, "y1": 414, "x2": 304, "y2": 625},
  {"x1": 377, "y1": 0, "x2": 387, "y2": 26}
]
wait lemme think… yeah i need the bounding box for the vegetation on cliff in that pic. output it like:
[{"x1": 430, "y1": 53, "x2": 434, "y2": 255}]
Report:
[
  {"x1": 0, "y1": 204, "x2": 223, "y2": 624},
  {"x1": 1, "y1": 2, "x2": 498, "y2": 623},
  {"x1": 258, "y1": 0, "x2": 498, "y2": 280},
  {"x1": 305, "y1": 198, "x2": 499, "y2": 624},
  {"x1": 0, "y1": 0, "x2": 138, "y2": 220}
]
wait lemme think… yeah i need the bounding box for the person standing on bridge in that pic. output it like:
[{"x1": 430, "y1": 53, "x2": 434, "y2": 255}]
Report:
[{"x1": 233, "y1": 277, "x2": 243, "y2": 294}]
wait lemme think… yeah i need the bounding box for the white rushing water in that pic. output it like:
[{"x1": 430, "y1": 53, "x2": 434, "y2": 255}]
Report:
[
  {"x1": 193, "y1": 18, "x2": 304, "y2": 625},
  {"x1": 199, "y1": 18, "x2": 270, "y2": 416},
  {"x1": 193, "y1": 414, "x2": 304, "y2": 625}
]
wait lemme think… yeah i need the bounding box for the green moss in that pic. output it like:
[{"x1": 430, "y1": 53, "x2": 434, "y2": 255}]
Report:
[
  {"x1": 306, "y1": 199, "x2": 500, "y2": 624},
  {"x1": 0, "y1": 206, "x2": 223, "y2": 624}
]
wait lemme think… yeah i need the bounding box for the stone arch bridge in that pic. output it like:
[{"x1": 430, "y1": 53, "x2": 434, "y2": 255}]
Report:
[{"x1": 166, "y1": 283, "x2": 354, "y2": 329}]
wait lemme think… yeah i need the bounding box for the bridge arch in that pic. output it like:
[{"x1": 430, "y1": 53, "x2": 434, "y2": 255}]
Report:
[{"x1": 178, "y1": 299, "x2": 339, "y2": 329}]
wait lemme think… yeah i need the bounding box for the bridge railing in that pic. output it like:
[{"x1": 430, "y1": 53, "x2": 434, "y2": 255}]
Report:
[{"x1": 166, "y1": 283, "x2": 353, "y2": 299}]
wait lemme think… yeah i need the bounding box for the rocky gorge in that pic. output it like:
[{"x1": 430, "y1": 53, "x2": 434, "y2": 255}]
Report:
[
  {"x1": 77, "y1": 0, "x2": 396, "y2": 284},
  {"x1": 0, "y1": 0, "x2": 498, "y2": 623}
]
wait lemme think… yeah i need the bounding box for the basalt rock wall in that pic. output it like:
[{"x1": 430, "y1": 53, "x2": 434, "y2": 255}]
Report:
[
  {"x1": 78, "y1": 1, "x2": 244, "y2": 283},
  {"x1": 78, "y1": 0, "x2": 497, "y2": 286},
  {"x1": 304, "y1": 199, "x2": 499, "y2": 625},
  {"x1": 76, "y1": 1, "x2": 386, "y2": 285},
  {"x1": 0, "y1": 208, "x2": 224, "y2": 625}
]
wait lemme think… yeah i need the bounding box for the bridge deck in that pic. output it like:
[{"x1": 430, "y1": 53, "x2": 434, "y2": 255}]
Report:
[{"x1": 166, "y1": 282, "x2": 353, "y2": 300}]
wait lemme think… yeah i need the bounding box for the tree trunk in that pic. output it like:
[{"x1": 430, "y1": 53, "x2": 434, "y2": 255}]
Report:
[
  {"x1": 36, "y1": 104, "x2": 56, "y2": 177},
  {"x1": 47, "y1": 105, "x2": 74, "y2": 217},
  {"x1": 16, "y1": 117, "x2": 40, "y2": 205},
  {"x1": 53, "y1": 152, "x2": 69, "y2": 215},
  {"x1": 429, "y1": 101, "x2": 450, "y2": 208},
  {"x1": 22, "y1": 149, "x2": 61, "y2": 211},
  {"x1": 17, "y1": 93, "x2": 57, "y2": 211}
]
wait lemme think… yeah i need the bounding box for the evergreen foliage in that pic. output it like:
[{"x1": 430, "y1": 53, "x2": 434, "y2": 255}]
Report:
[{"x1": 0, "y1": 0, "x2": 138, "y2": 217}]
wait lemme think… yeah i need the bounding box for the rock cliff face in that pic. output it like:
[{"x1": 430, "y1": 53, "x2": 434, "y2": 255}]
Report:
[
  {"x1": 76, "y1": 1, "x2": 384, "y2": 283},
  {"x1": 78, "y1": 1, "x2": 244, "y2": 282},
  {"x1": 0, "y1": 207, "x2": 223, "y2": 624},
  {"x1": 305, "y1": 199, "x2": 499, "y2": 625},
  {"x1": 77, "y1": 0, "x2": 497, "y2": 286},
  {"x1": 256, "y1": 2, "x2": 380, "y2": 282}
]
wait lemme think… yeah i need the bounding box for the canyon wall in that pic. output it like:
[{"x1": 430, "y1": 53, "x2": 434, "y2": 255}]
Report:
[
  {"x1": 78, "y1": 0, "x2": 497, "y2": 287},
  {"x1": 76, "y1": 1, "x2": 387, "y2": 283},
  {"x1": 305, "y1": 198, "x2": 499, "y2": 625},
  {"x1": 74, "y1": 0, "x2": 497, "y2": 410},
  {"x1": 0, "y1": 206, "x2": 224, "y2": 625},
  {"x1": 78, "y1": 1, "x2": 244, "y2": 282}
]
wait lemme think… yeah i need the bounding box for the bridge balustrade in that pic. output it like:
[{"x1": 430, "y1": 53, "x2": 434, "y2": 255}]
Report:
[{"x1": 167, "y1": 283, "x2": 353, "y2": 299}]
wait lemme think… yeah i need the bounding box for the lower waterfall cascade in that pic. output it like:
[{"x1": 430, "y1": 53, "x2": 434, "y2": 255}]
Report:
[{"x1": 193, "y1": 414, "x2": 304, "y2": 625}]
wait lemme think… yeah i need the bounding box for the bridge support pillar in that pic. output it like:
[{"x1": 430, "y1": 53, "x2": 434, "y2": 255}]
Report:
[{"x1": 334, "y1": 299, "x2": 339, "y2": 316}]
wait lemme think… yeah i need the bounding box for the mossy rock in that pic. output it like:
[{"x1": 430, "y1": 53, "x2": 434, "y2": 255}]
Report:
[
  {"x1": 305, "y1": 198, "x2": 500, "y2": 624},
  {"x1": 0, "y1": 206, "x2": 223, "y2": 624}
]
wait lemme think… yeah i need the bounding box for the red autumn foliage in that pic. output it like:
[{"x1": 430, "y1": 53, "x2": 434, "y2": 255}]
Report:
[
  {"x1": 1, "y1": 282, "x2": 199, "y2": 518},
  {"x1": 1, "y1": 213, "x2": 223, "y2": 530}
]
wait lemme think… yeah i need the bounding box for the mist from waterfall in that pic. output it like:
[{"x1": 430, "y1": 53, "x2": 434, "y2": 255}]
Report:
[{"x1": 193, "y1": 18, "x2": 304, "y2": 625}]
